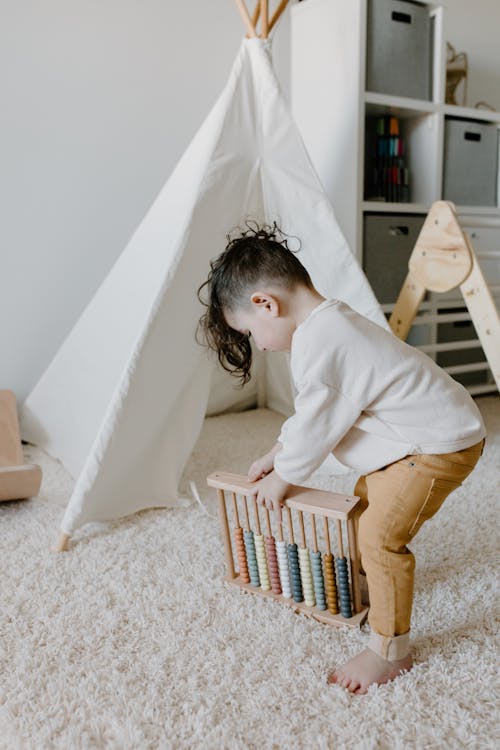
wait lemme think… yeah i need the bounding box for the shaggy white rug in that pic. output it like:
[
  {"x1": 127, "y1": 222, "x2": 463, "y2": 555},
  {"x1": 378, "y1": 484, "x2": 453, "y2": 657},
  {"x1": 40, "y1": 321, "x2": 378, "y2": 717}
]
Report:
[{"x1": 1, "y1": 396, "x2": 499, "y2": 749}]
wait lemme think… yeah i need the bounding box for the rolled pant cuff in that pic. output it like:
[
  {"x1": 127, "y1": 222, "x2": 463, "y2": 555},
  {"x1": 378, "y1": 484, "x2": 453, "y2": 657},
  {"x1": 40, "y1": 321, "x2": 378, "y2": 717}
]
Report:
[{"x1": 368, "y1": 630, "x2": 410, "y2": 661}]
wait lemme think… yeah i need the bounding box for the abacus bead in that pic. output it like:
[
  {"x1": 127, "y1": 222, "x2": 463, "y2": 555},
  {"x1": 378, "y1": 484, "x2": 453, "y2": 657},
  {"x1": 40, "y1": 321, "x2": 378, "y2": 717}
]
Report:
[
  {"x1": 244, "y1": 531, "x2": 261, "y2": 587},
  {"x1": 276, "y1": 540, "x2": 292, "y2": 599}
]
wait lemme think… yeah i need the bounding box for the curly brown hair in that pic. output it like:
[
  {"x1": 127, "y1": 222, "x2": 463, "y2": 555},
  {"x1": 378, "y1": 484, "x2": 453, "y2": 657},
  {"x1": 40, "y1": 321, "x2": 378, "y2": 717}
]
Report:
[{"x1": 197, "y1": 221, "x2": 313, "y2": 385}]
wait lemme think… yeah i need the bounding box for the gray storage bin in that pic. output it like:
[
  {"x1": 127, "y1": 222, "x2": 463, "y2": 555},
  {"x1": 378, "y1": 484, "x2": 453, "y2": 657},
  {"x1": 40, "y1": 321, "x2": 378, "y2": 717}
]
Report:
[
  {"x1": 366, "y1": 0, "x2": 432, "y2": 100},
  {"x1": 363, "y1": 213, "x2": 425, "y2": 303},
  {"x1": 443, "y1": 118, "x2": 499, "y2": 207}
]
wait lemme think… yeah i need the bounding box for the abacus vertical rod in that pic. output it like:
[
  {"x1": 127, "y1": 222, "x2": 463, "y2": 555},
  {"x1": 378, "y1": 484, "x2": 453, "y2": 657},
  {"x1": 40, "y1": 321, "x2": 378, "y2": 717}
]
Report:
[
  {"x1": 264, "y1": 508, "x2": 272, "y2": 537},
  {"x1": 323, "y1": 517, "x2": 332, "y2": 555},
  {"x1": 231, "y1": 492, "x2": 240, "y2": 526},
  {"x1": 335, "y1": 519, "x2": 344, "y2": 558},
  {"x1": 298, "y1": 511, "x2": 306, "y2": 548},
  {"x1": 347, "y1": 517, "x2": 362, "y2": 614},
  {"x1": 277, "y1": 520, "x2": 284, "y2": 542},
  {"x1": 243, "y1": 496, "x2": 251, "y2": 530},
  {"x1": 252, "y1": 497, "x2": 262, "y2": 535},
  {"x1": 286, "y1": 506, "x2": 294, "y2": 544},
  {"x1": 217, "y1": 489, "x2": 236, "y2": 579},
  {"x1": 311, "y1": 514, "x2": 318, "y2": 553}
]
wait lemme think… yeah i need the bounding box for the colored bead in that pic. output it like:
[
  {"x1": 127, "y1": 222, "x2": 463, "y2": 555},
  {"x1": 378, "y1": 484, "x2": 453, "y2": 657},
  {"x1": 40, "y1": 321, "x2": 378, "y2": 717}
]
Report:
[
  {"x1": 323, "y1": 552, "x2": 339, "y2": 614},
  {"x1": 298, "y1": 546, "x2": 315, "y2": 607},
  {"x1": 310, "y1": 550, "x2": 327, "y2": 610},
  {"x1": 336, "y1": 556, "x2": 352, "y2": 618},
  {"x1": 287, "y1": 543, "x2": 303, "y2": 602},
  {"x1": 254, "y1": 533, "x2": 271, "y2": 591},
  {"x1": 265, "y1": 535, "x2": 282, "y2": 595},
  {"x1": 276, "y1": 539, "x2": 292, "y2": 599},
  {"x1": 243, "y1": 529, "x2": 260, "y2": 587},
  {"x1": 234, "y1": 526, "x2": 250, "y2": 583}
]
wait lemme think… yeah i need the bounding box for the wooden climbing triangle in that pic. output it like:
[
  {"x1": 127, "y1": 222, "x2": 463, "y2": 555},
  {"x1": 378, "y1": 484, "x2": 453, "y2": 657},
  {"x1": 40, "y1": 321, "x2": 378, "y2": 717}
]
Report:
[{"x1": 389, "y1": 201, "x2": 500, "y2": 392}]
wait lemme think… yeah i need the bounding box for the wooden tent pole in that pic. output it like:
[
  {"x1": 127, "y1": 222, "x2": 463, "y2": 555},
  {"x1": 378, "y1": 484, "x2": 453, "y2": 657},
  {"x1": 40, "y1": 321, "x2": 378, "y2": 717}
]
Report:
[
  {"x1": 252, "y1": 1, "x2": 261, "y2": 27},
  {"x1": 55, "y1": 532, "x2": 70, "y2": 552},
  {"x1": 261, "y1": 0, "x2": 269, "y2": 38},
  {"x1": 235, "y1": 0, "x2": 258, "y2": 37},
  {"x1": 269, "y1": 0, "x2": 289, "y2": 32},
  {"x1": 246, "y1": 2, "x2": 261, "y2": 39}
]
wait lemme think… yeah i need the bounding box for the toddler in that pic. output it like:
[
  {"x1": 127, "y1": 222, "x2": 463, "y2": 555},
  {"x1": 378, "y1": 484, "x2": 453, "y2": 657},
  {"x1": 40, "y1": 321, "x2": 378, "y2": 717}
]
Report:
[{"x1": 197, "y1": 224, "x2": 486, "y2": 694}]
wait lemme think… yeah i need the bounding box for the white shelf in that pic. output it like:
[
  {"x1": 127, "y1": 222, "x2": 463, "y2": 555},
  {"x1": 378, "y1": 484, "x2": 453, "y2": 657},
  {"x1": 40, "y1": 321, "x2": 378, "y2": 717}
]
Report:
[
  {"x1": 362, "y1": 202, "x2": 428, "y2": 213},
  {"x1": 443, "y1": 104, "x2": 500, "y2": 124},
  {"x1": 455, "y1": 206, "x2": 500, "y2": 217},
  {"x1": 365, "y1": 92, "x2": 437, "y2": 117}
]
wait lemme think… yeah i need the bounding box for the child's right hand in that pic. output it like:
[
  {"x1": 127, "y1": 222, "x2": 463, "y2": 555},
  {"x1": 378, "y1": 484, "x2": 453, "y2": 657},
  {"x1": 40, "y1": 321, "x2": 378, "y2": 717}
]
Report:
[
  {"x1": 248, "y1": 443, "x2": 281, "y2": 482},
  {"x1": 248, "y1": 452, "x2": 275, "y2": 482}
]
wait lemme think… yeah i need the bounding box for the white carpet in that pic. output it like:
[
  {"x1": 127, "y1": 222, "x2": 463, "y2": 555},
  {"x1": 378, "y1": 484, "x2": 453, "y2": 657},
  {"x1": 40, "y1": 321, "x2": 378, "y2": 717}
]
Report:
[{"x1": 1, "y1": 396, "x2": 499, "y2": 749}]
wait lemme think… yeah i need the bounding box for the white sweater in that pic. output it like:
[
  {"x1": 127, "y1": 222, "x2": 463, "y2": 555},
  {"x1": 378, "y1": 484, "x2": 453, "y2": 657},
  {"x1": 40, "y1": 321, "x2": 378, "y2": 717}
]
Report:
[{"x1": 274, "y1": 299, "x2": 486, "y2": 483}]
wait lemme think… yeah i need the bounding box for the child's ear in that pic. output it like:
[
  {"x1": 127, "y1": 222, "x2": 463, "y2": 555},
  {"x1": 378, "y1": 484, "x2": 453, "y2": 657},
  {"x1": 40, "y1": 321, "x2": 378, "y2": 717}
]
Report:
[{"x1": 250, "y1": 292, "x2": 279, "y2": 317}]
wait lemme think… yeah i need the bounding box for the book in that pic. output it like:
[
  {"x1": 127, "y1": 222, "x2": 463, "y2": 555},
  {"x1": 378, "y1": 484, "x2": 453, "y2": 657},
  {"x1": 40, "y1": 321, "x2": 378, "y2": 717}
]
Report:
[{"x1": 365, "y1": 115, "x2": 410, "y2": 203}]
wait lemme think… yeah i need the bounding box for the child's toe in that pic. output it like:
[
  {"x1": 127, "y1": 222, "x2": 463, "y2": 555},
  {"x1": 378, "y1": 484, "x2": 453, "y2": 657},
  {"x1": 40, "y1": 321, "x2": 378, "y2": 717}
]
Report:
[
  {"x1": 327, "y1": 669, "x2": 341, "y2": 684},
  {"x1": 354, "y1": 683, "x2": 369, "y2": 695}
]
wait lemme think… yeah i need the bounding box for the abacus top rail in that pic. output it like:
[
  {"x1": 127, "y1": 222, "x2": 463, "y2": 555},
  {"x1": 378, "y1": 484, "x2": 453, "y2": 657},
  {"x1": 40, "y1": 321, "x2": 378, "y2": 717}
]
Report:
[{"x1": 207, "y1": 472, "x2": 361, "y2": 521}]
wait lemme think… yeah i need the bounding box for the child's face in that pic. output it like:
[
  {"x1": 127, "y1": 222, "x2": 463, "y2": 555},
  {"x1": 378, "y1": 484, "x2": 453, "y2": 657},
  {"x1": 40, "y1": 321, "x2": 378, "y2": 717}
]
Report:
[{"x1": 225, "y1": 294, "x2": 295, "y2": 353}]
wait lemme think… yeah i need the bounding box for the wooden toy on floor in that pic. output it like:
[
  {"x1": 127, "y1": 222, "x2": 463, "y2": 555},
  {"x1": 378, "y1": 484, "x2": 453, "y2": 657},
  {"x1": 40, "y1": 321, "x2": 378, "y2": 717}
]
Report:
[
  {"x1": 207, "y1": 471, "x2": 368, "y2": 628},
  {"x1": 0, "y1": 390, "x2": 42, "y2": 502}
]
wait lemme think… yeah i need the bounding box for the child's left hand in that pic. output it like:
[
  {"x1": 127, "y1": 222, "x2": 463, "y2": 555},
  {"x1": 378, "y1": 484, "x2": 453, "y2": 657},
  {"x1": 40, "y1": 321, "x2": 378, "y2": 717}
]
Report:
[{"x1": 249, "y1": 470, "x2": 290, "y2": 523}]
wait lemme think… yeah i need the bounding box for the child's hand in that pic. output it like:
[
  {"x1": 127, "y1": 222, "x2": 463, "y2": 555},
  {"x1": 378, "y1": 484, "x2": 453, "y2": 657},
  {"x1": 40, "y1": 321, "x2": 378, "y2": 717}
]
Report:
[
  {"x1": 248, "y1": 470, "x2": 289, "y2": 524},
  {"x1": 248, "y1": 451, "x2": 275, "y2": 482},
  {"x1": 247, "y1": 442, "x2": 282, "y2": 482}
]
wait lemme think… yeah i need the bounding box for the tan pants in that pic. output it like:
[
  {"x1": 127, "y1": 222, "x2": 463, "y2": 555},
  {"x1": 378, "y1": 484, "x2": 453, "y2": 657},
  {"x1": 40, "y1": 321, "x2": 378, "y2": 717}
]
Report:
[{"x1": 354, "y1": 438, "x2": 485, "y2": 660}]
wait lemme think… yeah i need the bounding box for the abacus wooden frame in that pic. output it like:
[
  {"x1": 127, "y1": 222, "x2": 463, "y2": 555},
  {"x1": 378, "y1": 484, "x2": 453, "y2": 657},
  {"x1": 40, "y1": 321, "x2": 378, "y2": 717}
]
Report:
[{"x1": 207, "y1": 471, "x2": 369, "y2": 629}]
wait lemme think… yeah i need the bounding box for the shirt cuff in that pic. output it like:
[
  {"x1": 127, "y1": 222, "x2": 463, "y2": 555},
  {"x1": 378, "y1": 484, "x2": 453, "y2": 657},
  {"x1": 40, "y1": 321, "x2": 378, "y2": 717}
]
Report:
[{"x1": 273, "y1": 459, "x2": 307, "y2": 486}]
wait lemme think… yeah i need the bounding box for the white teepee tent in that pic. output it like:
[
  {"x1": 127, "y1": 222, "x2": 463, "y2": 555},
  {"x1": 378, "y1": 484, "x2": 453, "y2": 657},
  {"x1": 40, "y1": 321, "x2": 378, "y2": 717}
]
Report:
[{"x1": 21, "y1": 1, "x2": 388, "y2": 547}]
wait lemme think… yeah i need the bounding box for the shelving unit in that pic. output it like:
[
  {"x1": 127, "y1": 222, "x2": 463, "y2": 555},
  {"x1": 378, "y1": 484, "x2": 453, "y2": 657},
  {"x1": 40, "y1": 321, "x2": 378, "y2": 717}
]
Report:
[{"x1": 291, "y1": 0, "x2": 500, "y2": 395}]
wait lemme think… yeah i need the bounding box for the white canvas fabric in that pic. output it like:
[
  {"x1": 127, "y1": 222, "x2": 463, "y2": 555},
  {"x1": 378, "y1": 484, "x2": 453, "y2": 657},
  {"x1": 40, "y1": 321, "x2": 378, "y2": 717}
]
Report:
[{"x1": 21, "y1": 39, "x2": 387, "y2": 535}]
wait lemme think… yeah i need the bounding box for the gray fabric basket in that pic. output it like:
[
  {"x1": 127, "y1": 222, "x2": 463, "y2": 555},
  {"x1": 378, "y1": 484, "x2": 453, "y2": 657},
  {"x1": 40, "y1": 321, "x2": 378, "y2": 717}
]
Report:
[
  {"x1": 366, "y1": 0, "x2": 432, "y2": 100},
  {"x1": 443, "y1": 118, "x2": 499, "y2": 207},
  {"x1": 363, "y1": 213, "x2": 425, "y2": 303}
]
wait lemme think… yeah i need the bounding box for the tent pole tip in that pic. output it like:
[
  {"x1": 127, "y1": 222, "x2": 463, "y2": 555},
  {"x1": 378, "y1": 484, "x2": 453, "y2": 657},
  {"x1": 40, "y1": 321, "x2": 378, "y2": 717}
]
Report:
[{"x1": 55, "y1": 532, "x2": 70, "y2": 552}]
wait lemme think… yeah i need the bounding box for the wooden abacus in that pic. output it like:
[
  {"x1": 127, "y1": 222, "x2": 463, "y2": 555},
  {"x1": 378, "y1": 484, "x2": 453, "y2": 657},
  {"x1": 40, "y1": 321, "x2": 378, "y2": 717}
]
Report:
[{"x1": 207, "y1": 472, "x2": 369, "y2": 628}]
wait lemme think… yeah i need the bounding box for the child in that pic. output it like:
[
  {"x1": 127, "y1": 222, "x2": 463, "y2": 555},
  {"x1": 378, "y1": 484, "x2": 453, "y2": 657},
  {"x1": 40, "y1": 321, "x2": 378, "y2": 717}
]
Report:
[{"x1": 197, "y1": 223, "x2": 486, "y2": 695}]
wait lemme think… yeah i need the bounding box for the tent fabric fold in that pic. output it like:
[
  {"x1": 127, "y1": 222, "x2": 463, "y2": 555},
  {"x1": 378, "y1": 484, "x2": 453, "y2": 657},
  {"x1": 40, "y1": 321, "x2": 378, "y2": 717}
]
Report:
[{"x1": 21, "y1": 39, "x2": 387, "y2": 535}]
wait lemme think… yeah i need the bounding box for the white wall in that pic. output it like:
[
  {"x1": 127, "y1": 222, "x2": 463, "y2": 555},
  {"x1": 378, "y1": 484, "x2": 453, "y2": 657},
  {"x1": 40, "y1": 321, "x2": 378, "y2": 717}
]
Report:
[
  {"x1": 1, "y1": 0, "x2": 499, "y2": 401},
  {"x1": 444, "y1": 0, "x2": 500, "y2": 110},
  {"x1": 0, "y1": 0, "x2": 293, "y2": 401}
]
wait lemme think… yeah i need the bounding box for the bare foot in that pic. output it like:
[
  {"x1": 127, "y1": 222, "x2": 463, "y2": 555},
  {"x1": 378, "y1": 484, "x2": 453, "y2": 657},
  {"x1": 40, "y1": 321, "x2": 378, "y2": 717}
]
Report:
[{"x1": 327, "y1": 648, "x2": 413, "y2": 694}]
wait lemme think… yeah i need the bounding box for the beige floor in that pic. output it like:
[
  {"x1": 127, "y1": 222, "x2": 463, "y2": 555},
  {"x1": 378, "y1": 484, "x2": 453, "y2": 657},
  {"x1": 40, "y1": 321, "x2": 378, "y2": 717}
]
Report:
[{"x1": 1, "y1": 396, "x2": 499, "y2": 749}]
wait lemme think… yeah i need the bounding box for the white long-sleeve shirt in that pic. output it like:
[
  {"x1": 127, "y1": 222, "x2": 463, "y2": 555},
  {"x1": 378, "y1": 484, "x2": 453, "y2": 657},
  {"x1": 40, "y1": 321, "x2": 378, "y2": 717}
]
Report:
[{"x1": 274, "y1": 299, "x2": 486, "y2": 483}]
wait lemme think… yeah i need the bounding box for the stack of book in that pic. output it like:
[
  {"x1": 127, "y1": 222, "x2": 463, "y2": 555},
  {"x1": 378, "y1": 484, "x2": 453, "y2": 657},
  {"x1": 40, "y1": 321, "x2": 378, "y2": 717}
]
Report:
[{"x1": 365, "y1": 116, "x2": 410, "y2": 203}]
